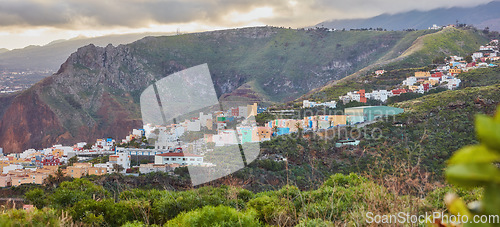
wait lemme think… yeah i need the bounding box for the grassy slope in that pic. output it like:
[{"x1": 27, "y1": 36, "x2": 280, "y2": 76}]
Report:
[
  {"x1": 305, "y1": 27, "x2": 489, "y2": 102},
  {"x1": 128, "y1": 27, "x2": 422, "y2": 101},
  {"x1": 360, "y1": 85, "x2": 500, "y2": 181}
]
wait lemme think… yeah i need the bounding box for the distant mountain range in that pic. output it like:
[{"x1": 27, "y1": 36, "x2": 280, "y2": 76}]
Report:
[
  {"x1": 317, "y1": 1, "x2": 500, "y2": 31},
  {"x1": 0, "y1": 32, "x2": 172, "y2": 71}
]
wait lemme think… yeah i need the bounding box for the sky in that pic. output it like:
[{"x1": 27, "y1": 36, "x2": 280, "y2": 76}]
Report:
[{"x1": 0, "y1": 0, "x2": 495, "y2": 50}]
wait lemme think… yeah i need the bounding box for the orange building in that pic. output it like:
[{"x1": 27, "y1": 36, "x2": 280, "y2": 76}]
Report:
[{"x1": 359, "y1": 90, "x2": 367, "y2": 103}]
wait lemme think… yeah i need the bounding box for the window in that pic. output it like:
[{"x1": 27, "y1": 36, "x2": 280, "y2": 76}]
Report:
[
  {"x1": 190, "y1": 158, "x2": 195, "y2": 161},
  {"x1": 172, "y1": 158, "x2": 176, "y2": 161},
  {"x1": 183, "y1": 158, "x2": 186, "y2": 161},
  {"x1": 165, "y1": 158, "x2": 169, "y2": 161}
]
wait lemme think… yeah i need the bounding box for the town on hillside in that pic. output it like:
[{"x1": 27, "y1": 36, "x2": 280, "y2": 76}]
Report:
[{"x1": 0, "y1": 39, "x2": 498, "y2": 188}]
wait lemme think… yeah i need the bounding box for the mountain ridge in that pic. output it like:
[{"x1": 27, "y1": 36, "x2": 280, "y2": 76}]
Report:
[{"x1": 317, "y1": 1, "x2": 500, "y2": 31}]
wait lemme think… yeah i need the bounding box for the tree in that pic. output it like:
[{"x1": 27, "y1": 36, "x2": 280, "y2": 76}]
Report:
[
  {"x1": 272, "y1": 126, "x2": 279, "y2": 136},
  {"x1": 25, "y1": 188, "x2": 47, "y2": 209},
  {"x1": 464, "y1": 55, "x2": 473, "y2": 63},
  {"x1": 67, "y1": 156, "x2": 78, "y2": 166},
  {"x1": 432, "y1": 56, "x2": 445, "y2": 64},
  {"x1": 113, "y1": 163, "x2": 125, "y2": 173}
]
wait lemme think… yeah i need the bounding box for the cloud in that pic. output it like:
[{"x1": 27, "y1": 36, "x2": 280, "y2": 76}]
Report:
[{"x1": 0, "y1": 0, "x2": 495, "y2": 30}]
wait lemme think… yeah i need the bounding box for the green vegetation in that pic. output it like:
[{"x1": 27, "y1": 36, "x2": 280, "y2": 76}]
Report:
[
  {"x1": 458, "y1": 65, "x2": 500, "y2": 88},
  {"x1": 14, "y1": 173, "x2": 459, "y2": 226},
  {"x1": 443, "y1": 106, "x2": 500, "y2": 226}
]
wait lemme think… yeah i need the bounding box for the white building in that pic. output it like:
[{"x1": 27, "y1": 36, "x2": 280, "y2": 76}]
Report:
[
  {"x1": 238, "y1": 106, "x2": 248, "y2": 118},
  {"x1": 445, "y1": 78, "x2": 461, "y2": 90},
  {"x1": 403, "y1": 77, "x2": 417, "y2": 86},
  {"x1": 154, "y1": 153, "x2": 204, "y2": 166},
  {"x1": 366, "y1": 90, "x2": 388, "y2": 102},
  {"x1": 76, "y1": 142, "x2": 87, "y2": 148},
  {"x1": 302, "y1": 100, "x2": 337, "y2": 109},
  {"x1": 105, "y1": 152, "x2": 131, "y2": 173},
  {"x1": 3, "y1": 164, "x2": 23, "y2": 174},
  {"x1": 187, "y1": 120, "x2": 201, "y2": 132},
  {"x1": 473, "y1": 52, "x2": 484, "y2": 60},
  {"x1": 199, "y1": 112, "x2": 212, "y2": 127},
  {"x1": 132, "y1": 129, "x2": 144, "y2": 137}
]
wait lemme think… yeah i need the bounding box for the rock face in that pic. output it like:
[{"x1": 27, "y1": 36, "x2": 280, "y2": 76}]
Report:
[{"x1": 0, "y1": 27, "x2": 411, "y2": 153}]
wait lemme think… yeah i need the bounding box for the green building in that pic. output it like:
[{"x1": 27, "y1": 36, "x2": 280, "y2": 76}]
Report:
[{"x1": 345, "y1": 106, "x2": 404, "y2": 124}]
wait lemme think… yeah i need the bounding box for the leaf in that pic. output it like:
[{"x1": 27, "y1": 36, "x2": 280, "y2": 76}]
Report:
[
  {"x1": 446, "y1": 163, "x2": 500, "y2": 188},
  {"x1": 482, "y1": 183, "x2": 500, "y2": 216},
  {"x1": 475, "y1": 115, "x2": 500, "y2": 153},
  {"x1": 448, "y1": 145, "x2": 500, "y2": 165}
]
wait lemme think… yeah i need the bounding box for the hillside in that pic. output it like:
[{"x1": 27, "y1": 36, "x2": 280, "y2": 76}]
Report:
[
  {"x1": 305, "y1": 27, "x2": 489, "y2": 101},
  {"x1": 0, "y1": 27, "x2": 430, "y2": 153},
  {"x1": 317, "y1": 1, "x2": 500, "y2": 31}
]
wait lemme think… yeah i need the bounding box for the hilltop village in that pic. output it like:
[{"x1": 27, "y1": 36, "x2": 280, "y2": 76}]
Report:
[{"x1": 0, "y1": 39, "x2": 498, "y2": 188}]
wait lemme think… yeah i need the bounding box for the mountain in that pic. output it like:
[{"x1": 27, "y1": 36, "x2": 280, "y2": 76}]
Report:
[
  {"x1": 317, "y1": 1, "x2": 500, "y2": 31},
  {"x1": 0, "y1": 32, "x2": 172, "y2": 71},
  {"x1": 0, "y1": 27, "x2": 437, "y2": 153}
]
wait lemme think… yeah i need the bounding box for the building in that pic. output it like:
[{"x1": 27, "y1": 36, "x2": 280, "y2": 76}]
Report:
[
  {"x1": 108, "y1": 152, "x2": 131, "y2": 173},
  {"x1": 366, "y1": 90, "x2": 389, "y2": 102},
  {"x1": 139, "y1": 163, "x2": 178, "y2": 174},
  {"x1": 344, "y1": 106, "x2": 404, "y2": 124},
  {"x1": 374, "y1": 70, "x2": 385, "y2": 76},
  {"x1": 414, "y1": 71, "x2": 431, "y2": 79},
  {"x1": 339, "y1": 90, "x2": 366, "y2": 103},
  {"x1": 449, "y1": 68, "x2": 462, "y2": 76},
  {"x1": 402, "y1": 77, "x2": 417, "y2": 86},
  {"x1": 336, "y1": 139, "x2": 360, "y2": 147},
  {"x1": 65, "y1": 163, "x2": 107, "y2": 178},
  {"x1": 154, "y1": 153, "x2": 204, "y2": 166},
  {"x1": 302, "y1": 100, "x2": 337, "y2": 109}
]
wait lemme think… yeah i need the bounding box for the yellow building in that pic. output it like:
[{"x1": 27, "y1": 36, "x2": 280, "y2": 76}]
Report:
[
  {"x1": 253, "y1": 127, "x2": 272, "y2": 141},
  {"x1": 414, "y1": 71, "x2": 431, "y2": 78},
  {"x1": 449, "y1": 68, "x2": 462, "y2": 74},
  {"x1": 65, "y1": 163, "x2": 106, "y2": 178},
  {"x1": 247, "y1": 103, "x2": 258, "y2": 117}
]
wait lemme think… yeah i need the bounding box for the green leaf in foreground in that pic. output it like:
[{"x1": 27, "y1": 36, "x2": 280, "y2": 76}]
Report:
[
  {"x1": 446, "y1": 163, "x2": 500, "y2": 188},
  {"x1": 447, "y1": 145, "x2": 500, "y2": 165},
  {"x1": 475, "y1": 114, "x2": 500, "y2": 153}
]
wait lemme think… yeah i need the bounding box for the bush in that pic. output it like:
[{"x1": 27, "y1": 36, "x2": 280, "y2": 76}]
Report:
[{"x1": 165, "y1": 205, "x2": 262, "y2": 227}]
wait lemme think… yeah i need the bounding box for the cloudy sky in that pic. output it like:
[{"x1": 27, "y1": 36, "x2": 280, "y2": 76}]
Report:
[{"x1": 0, "y1": 0, "x2": 494, "y2": 50}]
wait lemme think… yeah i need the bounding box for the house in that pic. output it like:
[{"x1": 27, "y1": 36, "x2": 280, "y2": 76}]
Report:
[
  {"x1": 473, "y1": 52, "x2": 484, "y2": 59},
  {"x1": 390, "y1": 89, "x2": 406, "y2": 96},
  {"x1": 303, "y1": 100, "x2": 337, "y2": 109},
  {"x1": 0, "y1": 175, "x2": 11, "y2": 187},
  {"x1": 139, "y1": 163, "x2": 178, "y2": 174},
  {"x1": 108, "y1": 152, "x2": 131, "y2": 173},
  {"x1": 449, "y1": 68, "x2": 462, "y2": 76},
  {"x1": 339, "y1": 90, "x2": 366, "y2": 103},
  {"x1": 154, "y1": 153, "x2": 204, "y2": 166},
  {"x1": 365, "y1": 90, "x2": 388, "y2": 102},
  {"x1": 374, "y1": 70, "x2": 385, "y2": 76},
  {"x1": 402, "y1": 77, "x2": 417, "y2": 86},
  {"x1": 335, "y1": 139, "x2": 360, "y2": 147},
  {"x1": 65, "y1": 163, "x2": 107, "y2": 178},
  {"x1": 254, "y1": 127, "x2": 272, "y2": 141},
  {"x1": 414, "y1": 71, "x2": 431, "y2": 79}
]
